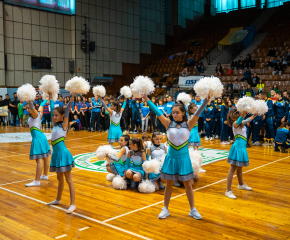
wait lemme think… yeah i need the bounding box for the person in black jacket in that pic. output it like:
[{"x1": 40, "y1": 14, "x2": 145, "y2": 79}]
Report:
[
  {"x1": 9, "y1": 92, "x2": 19, "y2": 126},
  {"x1": 230, "y1": 59, "x2": 238, "y2": 70},
  {"x1": 273, "y1": 60, "x2": 284, "y2": 75},
  {"x1": 267, "y1": 47, "x2": 275, "y2": 57},
  {"x1": 215, "y1": 63, "x2": 223, "y2": 76},
  {"x1": 238, "y1": 56, "x2": 244, "y2": 69},
  {"x1": 120, "y1": 96, "x2": 130, "y2": 133},
  {"x1": 244, "y1": 54, "x2": 251, "y2": 69},
  {"x1": 248, "y1": 72, "x2": 259, "y2": 87}
]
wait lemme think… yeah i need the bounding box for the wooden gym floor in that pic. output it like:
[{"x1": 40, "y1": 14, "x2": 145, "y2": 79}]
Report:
[{"x1": 0, "y1": 127, "x2": 289, "y2": 240}]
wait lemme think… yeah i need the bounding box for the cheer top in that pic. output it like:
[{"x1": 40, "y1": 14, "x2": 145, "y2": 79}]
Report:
[
  {"x1": 167, "y1": 121, "x2": 190, "y2": 154},
  {"x1": 51, "y1": 122, "x2": 67, "y2": 146},
  {"x1": 111, "y1": 111, "x2": 122, "y2": 126},
  {"x1": 121, "y1": 146, "x2": 129, "y2": 163},
  {"x1": 130, "y1": 150, "x2": 143, "y2": 166},
  {"x1": 28, "y1": 112, "x2": 42, "y2": 131},
  {"x1": 150, "y1": 144, "x2": 165, "y2": 159}
]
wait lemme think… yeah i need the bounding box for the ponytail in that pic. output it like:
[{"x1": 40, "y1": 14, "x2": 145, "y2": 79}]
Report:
[{"x1": 130, "y1": 137, "x2": 144, "y2": 152}]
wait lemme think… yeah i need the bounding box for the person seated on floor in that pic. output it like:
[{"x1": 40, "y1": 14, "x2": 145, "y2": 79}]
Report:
[
  {"x1": 69, "y1": 115, "x2": 80, "y2": 131},
  {"x1": 274, "y1": 122, "x2": 290, "y2": 153}
]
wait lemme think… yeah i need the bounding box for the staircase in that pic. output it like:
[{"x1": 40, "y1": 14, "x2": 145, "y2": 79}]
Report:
[{"x1": 202, "y1": 65, "x2": 217, "y2": 77}]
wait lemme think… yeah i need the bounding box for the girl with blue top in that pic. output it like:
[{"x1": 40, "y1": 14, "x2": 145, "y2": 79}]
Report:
[
  {"x1": 165, "y1": 96, "x2": 175, "y2": 121},
  {"x1": 125, "y1": 138, "x2": 147, "y2": 187},
  {"x1": 107, "y1": 135, "x2": 130, "y2": 177},
  {"x1": 204, "y1": 101, "x2": 214, "y2": 141},
  {"x1": 47, "y1": 93, "x2": 76, "y2": 214},
  {"x1": 141, "y1": 102, "x2": 150, "y2": 133},
  {"x1": 187, "y1": 103, "x2": 200, "y2": 150},
  {"x1": 100, "y1": 98, "x2": 127, "y2": 146},
  {"x1": 143, "y1": 94, "x2": 209, "y2": 220},
  {"x1": 225, "y1": 108, "x2": 256, "y2": 199},
  {"x1": 146, "y1": 130, "x2": 167, "y2": 190},
  {"x1": 25, "y1": 97, "x2": 52, "y2": 187},
  {"x1": 274, "y1": 122, "x2": 290, "y2": 153}
]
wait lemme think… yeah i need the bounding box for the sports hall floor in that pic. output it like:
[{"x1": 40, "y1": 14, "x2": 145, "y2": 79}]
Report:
[{"x1": 0, "y1": 127, "x2": 289, "y2": 240}]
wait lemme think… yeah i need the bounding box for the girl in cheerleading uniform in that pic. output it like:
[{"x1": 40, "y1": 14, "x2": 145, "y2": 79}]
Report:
[
  {"x1": 100, "y1": 98, "x2": 127, "y2": 146},
  {"x1": 47, "y1": 93, "x2": 76, "y2": 213},
  {"x1": 25, "y1": 98, "x2": 52, "y2": 187},
  {"x1": 143, "y1": 94, "x2": 209, "y2": 220},
  {"x1": 225, "y1": 108, "x2": 256, "y2": 199},
  {"x1": 146, "y1": 130, "x2": 167, "y2": 190},
  {"x1": 107, "y1": 135, "x2": 130, "y2": 177}
]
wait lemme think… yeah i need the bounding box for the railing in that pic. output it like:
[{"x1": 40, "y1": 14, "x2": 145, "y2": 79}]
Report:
[{"x1": 206, "y1": 44, "x2": 226, "y2": 64}]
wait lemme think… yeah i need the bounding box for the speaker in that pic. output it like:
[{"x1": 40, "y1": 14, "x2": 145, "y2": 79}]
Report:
[
  {"x1": 89, "y1": 41, "x2": 95, "y2": 51},
  {"x1": 69, "y1": 60, "x2": 74, "y2": 73},
  {"x1": 31, "y1": 56, "x2": 51, "y2": 69},
  {"x1": 81, "y1": 40, "x2": 87, "y2": 52}
]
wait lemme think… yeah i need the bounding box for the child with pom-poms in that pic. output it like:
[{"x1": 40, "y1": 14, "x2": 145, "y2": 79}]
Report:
[
  {"x1": 225, "y1": 107, "x2": 257, "y2": 200},
  {"x1": 143, "y1": 89, "x2": 211, "y2": 220},
  {"x1": 17, "y1": 84, "x2": 51, "y2": 188}
]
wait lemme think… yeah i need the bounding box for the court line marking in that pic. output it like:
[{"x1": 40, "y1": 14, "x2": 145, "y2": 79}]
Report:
[
  {"x1": 0, "y1": 187, "x2": 152, "y2": 240},
  {"x1": 55, "y1": 234, "x2": 67, "y2": 239},
  {"x1": 102, "y1": 155, "x2": 290, "y2": 223},
  {"x1": 78, "y1": 226, "x2": 90, "y2": 231},
  {"x1": 0, "y1": 169, "x2": 82, "y2": 186}
]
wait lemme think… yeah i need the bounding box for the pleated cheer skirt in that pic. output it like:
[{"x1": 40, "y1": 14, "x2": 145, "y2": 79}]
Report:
[
  {"x1": 188, "y1": 126, "x2": 201, "y2": 147},
  {"x1": 50, "y1": 141, "x2": 75, "y2": 173},
  {"x1": 127, "y1": 161, "x2": 145, "y2": 179},
  {"x1": 30, "y1": 129, "x2": 51, "y2": 160},
  {"x1": 227, "y1": 137, "x2": 249, "y2": 167},
  {"x1": 107, "y1": 123, "x2": 123, "y2": 143},
  {"x1": 161, "y1": 146, "x2": 194, "y2": 181},
  {"x1": 109, "y1": 160, "x2": 126, "y2": 176}
]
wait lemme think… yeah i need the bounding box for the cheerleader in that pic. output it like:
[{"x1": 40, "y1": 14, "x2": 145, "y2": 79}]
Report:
[
  {"x1": 107, "y1": 135, "x2": 130, "y2": 177},
  {"x1": 146, "y1": 130, "x2": 167, "y2": 190},
  {"x1": 47, "y1": 93, "x2": 76, "y2": 213},
  {"x1": 25, "y1": 98, "x2": 52, "y2": 187},
  {"x1": 100, "y1": 97, "x2": 127, "y2": 146},
  {"x1": 125, "y1": 138, "x2": 147, "y2": 188},
  {"x1": 142, "y1": 132, "x2": 152, "y2": 150},
  {"x1": 187, "y1": 103, "x2": 200, "y2": 150},
  {"x1": 226, "y1": 108, "x2": 256, "y2": 199},
  {"x1": 143, "y1": 94, "x2": 209, "y2": 220}
]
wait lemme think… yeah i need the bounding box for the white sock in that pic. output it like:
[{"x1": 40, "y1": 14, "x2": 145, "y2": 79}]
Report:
[
  {"x1": 67, "y1": 205, "x2": 76, "y2": 214},
  {"x1": 47, "y1": 199, "x2": 61, "y2": 205}
]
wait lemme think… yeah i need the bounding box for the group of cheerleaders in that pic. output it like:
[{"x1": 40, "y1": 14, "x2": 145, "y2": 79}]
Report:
[{"x1": 25, "y1": 88, "x2": 255, "y2": 219}]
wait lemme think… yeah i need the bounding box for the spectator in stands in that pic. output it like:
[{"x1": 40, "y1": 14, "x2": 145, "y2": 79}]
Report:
[
  {"x1": 240, "y1": 68, "x2": 251, "y2": 82},
  {"x1": 159, "y1": 72, "x2": 169, "y2": 82},
  {"x1": 285, "y1": 48, "x2": 290, "y2": 65},
  {"x1": 226, "y1": 81, "x2": 233, "y2": 90},
  {"x1": 250, "y1": 56, "x2": 256, "y2": 68},
  {"x1": 175, "y1": 87, "x2": 183, "y2": 100},
  {"x1": 215, "y1": 63, "x2": 223, "y2": 77},
  {"x1": 267, "y1": 47, "x2": 275, "y2": 57},
  {"x1": 275, "y1": 50, "x2": 280, "y2": 58},
  {"x1": 233, "y1": 79, "x2": 241, "y2": 94},
  {"x1": 150, "y1": 72, "x2": 158, "y2": 78},
  {"x1": 196, "y1": 61, "x2": 204, "y2": 73},
  {"x1": 240, "y1": 86, "x2": 246, "y2": 97},
  {"x1": 183, "y1": 54, "x2": 195, "y2": 68},
  {"x1": 265, "y1": 57, "x2": 278, "y2": 67},
  {"x1": 244, "y1": 54, "x2": 251, "y2": 69},
  {"x1": 238, "y1": 56, "x2": 244, "y2": 69},
  {"x1": 273, "y1": 60, "x2": 284, "y2": 75},
  {"x1": 230, "y1": 58, "x2": 238, "y2": 70},
  {"x1": 181, "y1": 67, "x2": 188, "y2": 77},
  {"x1": 257, "y1": 79, "x2": 264, "y2": 94},
  {"x1": 226, "y1": 86, "x2": 234, "y2": 97},
  {"x1": 245, "y1": 84, "x2": 255, "y2": 97},
  {"x1": 166, "y1": 82, "x2": 172, "y2": 91},
  {"x1": 249, "y1": 72, "x2": 259, "y2": 87},
  {"x1": 268, "y1": 84, "x2": 279, "y2": 98},
  {"x1": 281, "y1": 56, "x2": 287, "y2": 66}
]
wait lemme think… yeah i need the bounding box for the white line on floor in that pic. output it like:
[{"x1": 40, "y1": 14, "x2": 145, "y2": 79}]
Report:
[
  {"x1": 0, "y1": 187, "x2": 152, "y2": 240},
  {"x1": 55, "y1": 234, "x2": 67, "y2": 239},
  {"x1": 78, "y1": 226, "x2": 90, "y2": 231},
  {"x1": 102, "y1": 155, "x2": 290, "y2": 223}
]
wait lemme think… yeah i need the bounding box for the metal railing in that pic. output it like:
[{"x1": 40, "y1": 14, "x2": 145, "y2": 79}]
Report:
[{"x1": 206, "y1": 44, "x2": 226, "y2": 65}]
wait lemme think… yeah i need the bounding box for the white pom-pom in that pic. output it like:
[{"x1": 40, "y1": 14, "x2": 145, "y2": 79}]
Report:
[
  {"x1": 65, "y1": 76, "x2": 90, "y2": 94},
  {"x1": 95, "y1": 145, "x2": 117, "y2": 163},
  {"x1": 254, "y1": 100, "x2": 269, "y2": 115},
  {"x1": 130, "y1": 75, "x2": 155, "y2": 98},
  {"x1": 138, "y1": 180, "x2": 155, "y2": 193},
  {"x1": 93, "y1": 85, "x2": 106, "y2": 97},
  {"x1": 177, "y1": 92, "x2": 191, "y2": 105},
  {"x1": 106, "y1": 173, "x2": 116, "y2": 181},
  {"x1": 194, "y1": 76, "x2": 224, "y2": 99},
  {"x1": 189, "y1": 148, "x2": 203, "y2": 174},
  {"x1": 236, "y1": 96, "x2": 255, "y2": 113},
  {"x1": 17, "y1": 84, "x2": 37, "y2": 102},
  {"x1": 112, "y1": 175, "x2": 127, "y2": 190},
  {"x1": 39, "y1": 75, "x2": 60, "y2": 102},
  {"x1": 142, "y1": 159, "x2": 161, "y2": 174},
  {"x1": 120, "y1": 86, "x2": 132, "y2": 98}
]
